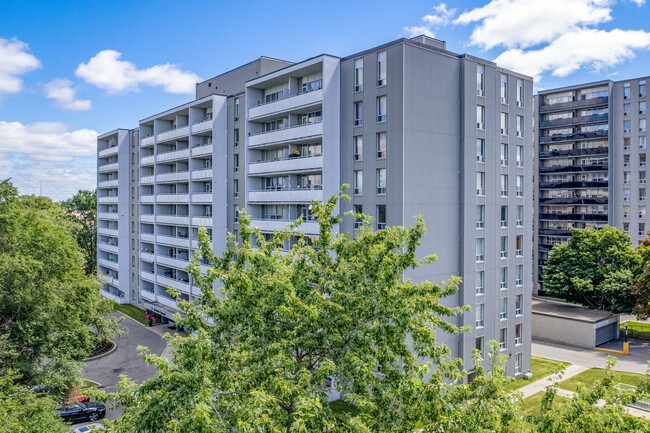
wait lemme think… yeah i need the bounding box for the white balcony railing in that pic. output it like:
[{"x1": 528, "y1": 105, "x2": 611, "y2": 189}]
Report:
[
  {"x1": 248, "y1": 89, "x2": 323, "y2": 121},
  {"x1": 156, "y1": 235, "x2": 190, "y2": 248},
  {"x1": 140, "y1": 251, "x2": 155, "y2": 262},
  {"x1": 139, "y1": 214, "x2": 155, "y2": 223},
  {"x1": 156, "y1": 215, "x2": 190, "y2": 225},
  {"x1": 250, "y1": 218, "x2": 319, "y2": 235},
  {"x1": 192, "y1": 217, "x2": 212, "y2": 227},
  {"x1": 141, "y1": 135, "x2": 154, "y2": 147},
  {"x1": 98, "y1": 212, "x2": 119, "y2": 220},
  {"x1": 98, "y1": 146, "x2": 119, "y2": 158},
  {"x1": 192, "y1": 193, "x2": 212, "y2": 203},
  {"x1": 248, "y1": 188, "x2": 323, "y2": 204},
  {"x1": 156, "y1": 193, "x2": 189, "y2": 203},
  {"x1": 157, "y1": 125, "x2": 189, "y2": 142},
  {"x1": 249, "y1": 155, "x2": 323, "y2": 176},
  {"x1": 158, "y1": 255, "x2": 190, "y2": 270},
  {"x1": 98, "y1": 227, "x2": 119, "y2": 237},
  {"x1": 98, "y1": 179, "x2": 119, "y2": 188},
  {"x1": 98, "y1": 162, "x2": 119, "y2": 173},
  {"x1": 140, "y1": 233, "x2": 155, "y2": 243},
  {"x1": 140, "y1": 155, "x2": 155, "y2": 165},
  {"x1": 98, "y1": 258, "x2": 119, "y2": 270},
  {"x1": 140, "y1": 271, "x2": 156, "y2": 282},
  {"x1": 192, "y1": 169, "x2": 212, "y2": 180},
  {"x1": 140, "y1": 175, "x2": 155, "y2": 184},
  {"x1": 98, "y1": 243, "x2": 119, "y2": 254},
  {"x1": 157, "y1": 148, "x2": 190, "y2": 163},
  {"x1": 140, "y1": 290, "x2": 155, "y2": 301},
  {"x1": 157, "y1": 295, "x2": 179, "y2": 310},
  {"x1": 156, "y1": 171, "x2": 189, "y2": 183},
  {"x1": 157, "y1": 275, "x2": 190, "y2": 293},
  {"x1": 98, "y1": 196, "x2": 119, "y2": 204},
  {"x1": 140, "y1": 194, "x2": 154, "y2": 203},
  {"x1": 191, "y1": 119, "x2": 213, "y2": 134},
  {"x1": 191, "y1": 144, "x2": 213, "y2": 157},
  {"x1": 248, "y1": 122, "x2": 323, "y2": 147}
]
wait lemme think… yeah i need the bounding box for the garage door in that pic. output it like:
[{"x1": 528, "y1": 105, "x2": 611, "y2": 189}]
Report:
[{"x1": 595, "y1": 322, "x2": 618, "y2": 346}]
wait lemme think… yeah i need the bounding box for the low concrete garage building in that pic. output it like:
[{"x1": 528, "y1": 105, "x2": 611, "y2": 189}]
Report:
[{"x1": 532, "y1": 299, "x2": 620, "y2": 348}]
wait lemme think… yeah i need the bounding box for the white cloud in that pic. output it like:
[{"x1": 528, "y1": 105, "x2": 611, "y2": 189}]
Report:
[
  {"x1": 629, "y1": 0, "x2": 645, "y2": 5},
  {"x1": 404, "y1": 3, "x2": 456, "y2": 38},
  {"x1": 0, "y1": 121, "x2": 97, "y2": 161},
  {"x1": 454, "y1": 0, "x2": 613, "y2": 50},
  {"x1": 44, "y1": 78, "x2": 91, "y2": 111},
  {"x1": 495, "y1": 28, "x2": 650, "y2": 79},
  {"x1": 75, "y1": 50, "x2": 200, "y2": 94},
  {"x1": 0, "y1": 37, "x2": 41, "y2": 94}
]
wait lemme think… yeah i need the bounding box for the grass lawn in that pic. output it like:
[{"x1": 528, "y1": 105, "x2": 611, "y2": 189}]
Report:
[
  {"x1": 503, "y1": 356, "x2": 569, "y2": 393},
  {"x1": 557, "y1": 368, "x2": 646, "y2": 392},
  {"x1": 81, "y1": 380, "x2": 98, "y2": 389},
  {"x1": 329, "y1": 399, "x2": 359, "y2": 419},
  {"x1": 521, "y1": 391, "x2": 569, "y2": 415},
  {"x1": 622, "y1": 321, "x2": 650, "y2": 340},
  {"x1": 114, "y1": 303, "x2": 148, "y2": 325}
]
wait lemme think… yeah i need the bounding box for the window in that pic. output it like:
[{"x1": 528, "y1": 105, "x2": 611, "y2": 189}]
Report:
[
  {"x1": 516, "y1": 79, "x2": 524, "y2": 107},
  {"x1": 641, "y1": 188, "x2": 647, "y2": 201},
  {"x1": 625, "y1": 137, "x2": 631, "y2": 150},
  {"x1": 517, "y1": 205, "x2": 523, "y2": 226},
  {"x1": 477, "y1": 105, "x2": 485, "y2": 129},
  {"x1": 476, "y1": 303, "x2": 484, "y2": 327},
  {"x1": 205, "y1": 158, "x2": 212, "y2": 169},
  {"x1": 477, "y1": 65, "x2": 485, "y2": 96},
  {"x1": 353, "y1": 170, "x2": 363, "y2": 195},
  {"x1": 501, "y1": 143, "x2": 508, "y2": 166},
  {"x1": 477, "y1": 205, "x2": 485, "y2": 228},
  {"x1": 516, "y1": 265, "x2": 523, "y2": 286},
  {"x1": 205, "y1": 205, "x2": 213, "y2": 217},
  {"x1": 354, "y1": 58, "x2": 363, "y2": 92},
  {"x1": 641, "y1": 119, "x2": 647, "y2": 133},
  {"x1": 377, "y1": 205, "x2": 386, "y2": 230},
  {"x1": 500, "y1": 74, "x2": 508, "y2": 103},
  {"x1": 501, "y1": 112, "x2": 508, "y2": 135},
  {"x1": 500, "y1": 266, "x2": 508, "y2": 288},
  {"x1": 500, "y1": 297, "x2": 508, "y2": 319},
  {"x1": 377, "y1": 96, "x2": 386, "y2": 122},
  {"x1": 233, "y1": 205, "x2": 239, "y2": 222},
  {"x1": 641, "y1": 223, "x2": 647, "y2": 236},
  {"x1": 641, "y1": 80, "x2": 647, "y2": 98},
  {"x1": 515, "y1": 294, "x2": 522, "y2": 315},
  {"x1": 641, "y1": 136, "x2": 647, "y2": 150},
  {"x1": 476, "y1": 336, "x2": 484, "y2": 359},
  {"x1": 515, "y1": 352, "x2": 522, "y2": 374},
  {"x1": 234, "y1": 98, "x2": 240, "y2": 121},
  {"x1": 517, "y1": 176, "x2": 524, "y2": 197},
  {"x1": 641, "y1": 171, "x2": 647, "y2": 184},
  {"x1": 515, "y1": 324, "x2": 522, "y2": 346},
  {"x1": 476, "y1": 271, "x2": 484, "y2": 294},
  {"x1": 476, "y1": 238, "x2": 485, "y2": 262},
  {"x1": 624, "y1": 120, "x2": 631, "y2": 134},
  {"x1": 641, "y1": 101, "x2": 647, "y2": 115},
  {"x1": 233, "y1": 179, "x2": 238, "y2": 198},
  {"x1": 353, "y1": 136, "x2": 363, "y2": 161},
  {"x1": 376, "y1": 168, "x2": 386, "y2": 194},
  {"x1": 642, "y1": 154, "x2": 647, "y2": 167},
  {"x1": 301, "y1": 79, "x2": 322, "y2": 94},
  {"x1": 501, "y1": 174, "x2": 508, "y2": 197},
  {"x1": 377, "y1": 51, "x2": 387, "y2": 86},
  {"x1": 641, "y1": 206, "x2": 647, "y2": 219},
  {"x1": 500, "y1": 236, "x2": 508, "y2": 258},
  {"x1": 354, "y1": 101, "x2": 363, "y2": 126},
  {"x1": 625, "y1": 155, "x2": 631, "y2": 167},
  {"x1": 624, "y1": 83, "x2": 631, "y2": 99},
  {"x1": 477, "y1": 139, "x2": 485, "y2": 162},
  {"x1": 477, "y1": 172, "x2": 485, "y2": 195},
  {"x1": 353, "y1": 204, "x2": 363, "y2": 229},
  {"x1": 233, "y1": 154, "x2": 239, "y2": 173},
  {"x1": 516, "y1": 145, "x2": 523, "y2": 167},
  {"x1": 233, "y1": 129, "x2": 239, "y2": 147},
  {"x1": 624, "y1": 222, "x2": 630, "y2": 234},
  {"x1": 516, "y1": 115, "x2": 524, "y2": 137},
  {"x1": 624, "y1": 103, "x2": 631, "y2": 116},
  {"x1": 499, "y1": 328, "x2": 507, "y2": 349},
  {"x1": 377, "y1": 132, "x2": 386, "y2": 158},
  {"x1": 501, "y1": 205, "x2": 508, "y2": 227},
  {"x1": 516, "y1": 235, "x2": 523, "y2": 256}
]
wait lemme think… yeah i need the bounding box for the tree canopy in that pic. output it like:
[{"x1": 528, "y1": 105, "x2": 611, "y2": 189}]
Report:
[
  {"x1": 543, "y1": 226, "x2": 641, "y2": 313},
  {"x1": 61, "y1": 189, "x2": 97, "y2": 276},
  {"x1": 632, "y1": 231, "x2": 650, "y2": 320}
]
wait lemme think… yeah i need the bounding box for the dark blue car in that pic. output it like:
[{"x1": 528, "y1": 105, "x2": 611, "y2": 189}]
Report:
[{"x1": 57, "y1": 402, "x2": 106, "y2": 423}]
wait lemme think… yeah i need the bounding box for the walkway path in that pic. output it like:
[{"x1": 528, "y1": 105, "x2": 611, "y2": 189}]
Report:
[
  {"x1": 515, "y1": 364, "x2": 590, "y2": 398},
  {"x1": 553, "y1": 388, "x2": 650, "y2": 420}
]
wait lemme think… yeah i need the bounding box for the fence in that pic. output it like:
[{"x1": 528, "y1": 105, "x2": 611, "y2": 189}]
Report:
[{"x1": 620, "y1": 321, "x2": 650, "y2": 341}]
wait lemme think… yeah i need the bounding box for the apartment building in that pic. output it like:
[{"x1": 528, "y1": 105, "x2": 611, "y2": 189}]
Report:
[
  {"x1": 535, "y1": 77, "x2": 649, "y2": 291},
  {"x1": 98, "y1": 36, "x2": 534, "y2": 378}
]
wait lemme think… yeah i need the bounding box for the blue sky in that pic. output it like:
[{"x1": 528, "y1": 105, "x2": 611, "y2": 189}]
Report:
[{"x1": 1, "y1": 0, "x2": 650, "y2": 199}]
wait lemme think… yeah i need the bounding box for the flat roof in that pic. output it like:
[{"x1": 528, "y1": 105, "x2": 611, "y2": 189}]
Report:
[{"x1": 532, "y1": 298, "x2": 618, "y2": 323}]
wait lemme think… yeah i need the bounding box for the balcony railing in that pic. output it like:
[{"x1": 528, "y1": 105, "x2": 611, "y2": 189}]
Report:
[
  {"x1": 539, "y1": 129, "x2": 608, "y2": 143},
  {"x1": 539, "y1": 96, "x2": 608, "y2": 112},
  {"x1": 539, "y1": 180, "x2": 608, "y2": 189},
  {"x1": 539, "y1": 146, "x2": 608, "y2": 159},
  {"x1": 539, "y1": 113, "x2": 608, "y2": 128},
  {"x1": 249, "y1": 154, "x2": 323, "y2": 176},
  {"x1": 539, "y1": 213, "x2": 608, "y2": 222},
  {"x1": 539, "y1": 164, "x2": 608, "y2": 173}
]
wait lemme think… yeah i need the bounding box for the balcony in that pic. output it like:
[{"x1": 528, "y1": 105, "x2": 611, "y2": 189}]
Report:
[
  {"x1": 98, "y1": 243, "x2": 119, "y2": 254},
  {"x1": 141, "y1": 135, "x2": 154, "y2": 147},
  {"x1": 191, "y1": 144, "x2": 213, "y2": 157},
  {"x1": 249, "y1": 155, "x2": 323, "y2": 176},
  {"x1": 98, "y1": 146, "x2": 119, "y2": 158},
  {"x1": 140, "y1": 251, "x2": 155, "y2": 262},
  {"x1": 156, "y1": 235, "x2": 190, "y2": 248},
  {"x1": 141, "y1": 194, "x2": 154, "y2": 203},
  {"x1": 248, "y1": 187, "x2": 323, "y2": 204},
  {"x1": 248, "y1": 122, "x2": 323, "y2": 148},
  {"x1": 157, "y1": 275, "x2": 190, "y2": 293},
  {"x1": 156, "y1": 193, "x2": 189, "y2": 203},
  {"x1": 157, "y1": 295, "x2": 180, "y2": 311},
  {"x1": 192, "y1": 169, "x2": 212, "y2": 180},
  {"x1": 158, "y1": 255, "x2": 190, "y2": 270},
  {"x1": 250, "y1": 218, "x2": 319, "y2": 235},
  {"x1": 139, "y1": 214, "x2": 154, "y2": 223},
  {"x1": 98, "y1": 258, "x2": 119, "y2": 270},
  {"x1": 192, "y1": 217, "x2": 212, "y2": 227},
  {"x1": 539, "y1": 129, "x2": 608, "y2": 144},
  {"x1": 157, "y1": 125, "x2": 189, "y2": 142},
  {"x1": 192, "y1": 193, "x2": 212, "y2": 203},
  {"x1": 100, "y1": 290, "x2": 124, "y2": 303},
  {"x1": 539, "y1": 113, "x2": 608, "y2": 129},
  {"x1": 157, "y1": 148, "x2": 190, "y2": 163},
  {"x1": 141, "y1": 271, "x2": 156, "y2": 283},
  {"x1": 98, "y1": 162, "x2": 118, "y2": 173},
  {"x1": 156, "y1": 215, "x2": 189, "y2": 225},
  {"x1": 539, "y1": 196, "x2": 608, "y2": 205},
  {"x1": 539, "y1": 146, "x2": 608, "y2": 159},
  {"x1": 539, "y1": 164, "x2": 608, "y2": 174},
  {"x1": 539, "y1": 96, "x2": 608, "y2": 113},
  {"x1": 248, "y1": 89, "x2": 323, "y2": 121},
  {"x1": 98, "y1": 196, "x2": 119, "y2": 204},
  {"x1": 191, "y1": 118, "x2": 213, "y2": 134},
  {"x1": 100, "y1": 275, "x2": 119, "y2": 287},
  {"x1": 156, "y1": 171, "x2": 189, "y2": 183},
  {"x1": 140, "y1": 289, "x2": 155, "y2": 302},
  {"x1": 539, "y1": 213, "x2": 608, "y2": 222},
  {"x1": 98, "y1": 227, "x2": 118, "y2": 237},
  {"x1": 140, "y1": 175, "x2": 155, "y2": 184},
  {"x1": 539, "y1": 228, "x2": 572, "y2": 236},
  {"x1": 98, "y1": 179, "x2": 119, "y2": 188},
  {"x1": 539, "y1": 180, "x2": 608, "y2": 189},
  {"x1": 140, "y1": 233, "x2": 154, "y2": 243},
  {"x1": 140, "y1": 155, "x2": 155, "y2": 165},
  {"x1": 98, "y1": 212, "x2": 119, "y2": 220}
]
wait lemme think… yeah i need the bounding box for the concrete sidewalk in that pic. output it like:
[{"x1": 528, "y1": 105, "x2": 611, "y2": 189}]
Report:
[
  {"x1": 515, "y1": 364, "x2": 589, "y2": 398},
  {"x1": 554, "y1": 388, "x2": 650, "y2": 420}
]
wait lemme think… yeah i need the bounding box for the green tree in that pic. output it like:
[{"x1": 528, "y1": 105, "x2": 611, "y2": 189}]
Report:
[
  {"x1": 543, "y1": 226, "x2": 640, "y2": 313},
  {"x1": 632, "y1": 232, "x2": 650, "y2": 320},
  {"x1": 61, "y1": 189, "x2": 97, "y2": 276},
  {"x1": 0, "y1": 180, "x2": 121, "y2": 392},
  {"x1": 0, "y1": 371, "x2": 68, "y2": 433}
]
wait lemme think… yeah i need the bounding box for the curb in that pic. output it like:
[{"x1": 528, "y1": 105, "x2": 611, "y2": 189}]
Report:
[
  {"x1": 83, "y1": 379, "x2": 103, "y2": 388},
  {"x1": 83, "y1": 340, "x2": 117, "y2": 362},
  {"x1": 114, "y1": 310, "x2": 148, "y2": 327}
]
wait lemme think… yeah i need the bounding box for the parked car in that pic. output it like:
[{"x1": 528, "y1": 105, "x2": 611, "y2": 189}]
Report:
[
  {"x1": 72, "y1": 424, "x2": 104, "y2": 433},
  {"x1": 57, "y1": 401, "x2": 106, "y2": 423}
]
